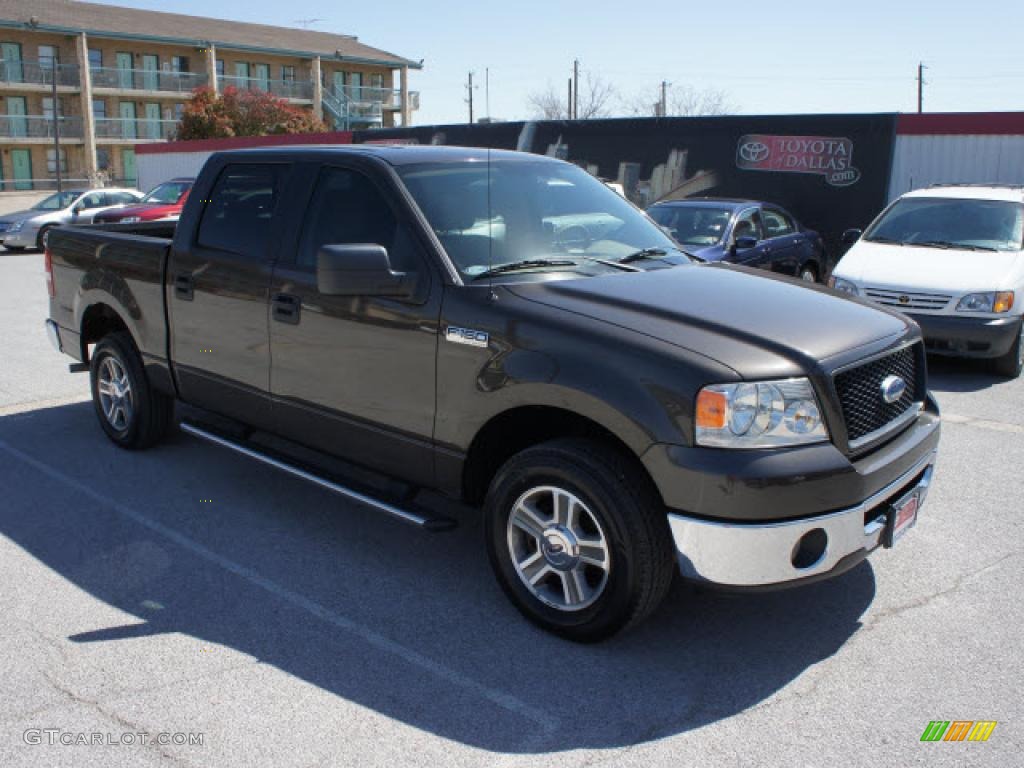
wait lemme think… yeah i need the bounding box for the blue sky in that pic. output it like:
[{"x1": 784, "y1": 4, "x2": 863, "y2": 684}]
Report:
[{"x1": 95, "y1": 0, "x2": 1024, "y2": 125}]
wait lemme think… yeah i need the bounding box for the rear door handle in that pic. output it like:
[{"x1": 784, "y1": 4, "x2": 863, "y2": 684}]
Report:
[
  {"x1": 272, "y1": 292, "x2": 301, "y2": 325},
  {"x1": 174, "y1": 273, "x2": 194, "y2": 301}
]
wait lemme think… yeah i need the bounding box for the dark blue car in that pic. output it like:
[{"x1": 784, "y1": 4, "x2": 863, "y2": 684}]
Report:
[{"x1": 647, "y1": 198, "x2": 827, "y2": 283}]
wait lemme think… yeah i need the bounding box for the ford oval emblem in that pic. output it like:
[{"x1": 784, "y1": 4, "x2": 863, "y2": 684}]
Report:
[{"x1": 880, "y1": 375, "x2": 907, "y2": 404}]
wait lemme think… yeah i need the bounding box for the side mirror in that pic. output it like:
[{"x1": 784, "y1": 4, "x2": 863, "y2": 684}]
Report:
[
  {"x1": 841, "y1": 228, "x2": 862, "y2": 246},
  {"x1": 316, "y1": 244, "x2": 414, "y2": 298},
  {"x1": 72, "y1": 202, "x2": 85, "y2": 214}
]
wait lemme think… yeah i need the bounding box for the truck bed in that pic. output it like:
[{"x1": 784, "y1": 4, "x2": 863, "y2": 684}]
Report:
[{"x1": 47, "y1": 221, "x2": 177, "y2": 367}]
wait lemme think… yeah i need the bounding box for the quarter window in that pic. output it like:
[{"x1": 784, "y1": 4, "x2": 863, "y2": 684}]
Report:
[
  {"x1": 197, "y1": 164, "x2": 284, "y2": 259},
  {"x1": 297, "y1": 166, "x2": 419, "y2": 272}
]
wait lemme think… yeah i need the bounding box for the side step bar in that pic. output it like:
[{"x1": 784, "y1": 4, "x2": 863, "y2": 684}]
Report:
[{"x1": 179, "y1": 422, "x2": 456, "y2": 532}]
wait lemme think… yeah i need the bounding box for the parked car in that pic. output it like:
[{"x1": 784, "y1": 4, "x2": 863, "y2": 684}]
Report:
[
  {"x1": 647, "y1": 198, "x2": 828, "y2": 282},
  {"x1": 830, "y1": 184, "x2": 1024, "y2": 378},
  {"x1": 93, "y1": 178, "x2": 194, "y2": 224},
  {"x1": 45, "y1": 146, "x2": 939, "y2": 641},
  {"x1": 0, "y1": 187, "x2": 144, "y2": 250}
]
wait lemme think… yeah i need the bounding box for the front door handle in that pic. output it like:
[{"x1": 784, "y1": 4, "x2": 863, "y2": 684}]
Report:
[
  {"x1": 272, "y1": 292, "x2": 301, "y2": 325},
  {"x1": 174, "y1": 273, "x2": 194, "y2": 301}
]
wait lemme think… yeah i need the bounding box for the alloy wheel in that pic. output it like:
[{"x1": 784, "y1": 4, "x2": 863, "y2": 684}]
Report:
[{"x1": 97, "y1": 356, "x2": 134, "y2": 431}]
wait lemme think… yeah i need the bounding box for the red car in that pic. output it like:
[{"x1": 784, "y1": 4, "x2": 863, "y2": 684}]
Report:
[{"x1": 94, "y1": 178, "x2": 194, "y2": 224}]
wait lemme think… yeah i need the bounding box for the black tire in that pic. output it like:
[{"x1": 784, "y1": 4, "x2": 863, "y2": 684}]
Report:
[
  {"x1": 799, "y1": 263, "x2": 818, "y2": 283},
  {"x1": 36, "y1": 224, "x2": 54, "y2": 251},
  {"x1": 89, "y1": 331, "x2": 174, "y2": 449},
  {"x1": 484, "y1": 438, "x2": 675, "y2": 642},
  {"x1": 991, "y1": 323, "x2": 1023, "y2": 379}
]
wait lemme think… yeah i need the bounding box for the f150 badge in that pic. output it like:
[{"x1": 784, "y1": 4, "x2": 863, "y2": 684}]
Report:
[{"x1": 446, "y1": 326, "x2": 489, "y2": 348}]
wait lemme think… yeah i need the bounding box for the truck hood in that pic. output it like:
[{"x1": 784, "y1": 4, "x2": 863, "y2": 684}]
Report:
[
  {"x1": 835, "y1": 240, "x2": 1024, "y2": 293},
  {"x1": 507, "y1": 264, "x2": 911, "y2": 377}
]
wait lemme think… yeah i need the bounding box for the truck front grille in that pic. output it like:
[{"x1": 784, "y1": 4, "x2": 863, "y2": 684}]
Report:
[
  {"x1": 834, "y1": 344, "x2": 921, "y2": 447},
  {"x1": 864, "y1": 287, "x2": 952, "y2": 311}
]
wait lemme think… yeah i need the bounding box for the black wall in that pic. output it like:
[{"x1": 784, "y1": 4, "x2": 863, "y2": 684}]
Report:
[{"x1": 355, "y1": 113, "x2": 899, "y2": 264}]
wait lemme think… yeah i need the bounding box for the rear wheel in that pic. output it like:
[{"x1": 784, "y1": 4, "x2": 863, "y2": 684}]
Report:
[
  {"x1": 90, "y1": 331, "x2": 174, "y2": 449},
  {"x1": 992, "y1": 323, "x2": 1023, "y2": 379},
  {"x1": 484, "y1": 438, "x2": 675, "y2": 642}
]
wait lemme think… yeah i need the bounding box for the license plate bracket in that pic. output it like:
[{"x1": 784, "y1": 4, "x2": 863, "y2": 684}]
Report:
[{"x1": 883, "y1": 490, "x2": 920, "y2": 548}]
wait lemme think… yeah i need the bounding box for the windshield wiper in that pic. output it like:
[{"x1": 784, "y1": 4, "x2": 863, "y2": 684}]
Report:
[
  {"x1": 912, "y1": 240, "x2": 999, "y2": 252},
  {"x1": 471, "y1": 259, "x2": 578, "y2": 280},
  {"x1": 618, "y1": 247, "x2": 669, "y2": 264},
  {"x1": 865, "y1": 236, "x2": 905, "y2": 245}
]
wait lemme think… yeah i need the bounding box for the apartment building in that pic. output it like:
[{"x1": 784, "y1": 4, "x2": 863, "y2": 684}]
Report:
[{"x1": 0, "y1": 0, "x2": 421, "y2": 189}]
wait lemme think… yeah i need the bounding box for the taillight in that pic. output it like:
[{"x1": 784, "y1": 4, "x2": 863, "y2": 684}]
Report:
[{"x1": 44, "y1": 248, "x2": 55, "y2": 298}]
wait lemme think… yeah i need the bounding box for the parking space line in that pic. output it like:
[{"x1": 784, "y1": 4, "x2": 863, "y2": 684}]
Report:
[
  {"x1": 942, "y1": 412, "x2": 1024, "y2": 435},
  {"x1": 0, "y1": 439, "x2": 558, "y2": 736}
]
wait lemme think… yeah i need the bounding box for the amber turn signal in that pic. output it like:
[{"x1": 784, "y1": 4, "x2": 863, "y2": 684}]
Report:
[
  {"x1": 994, "y1": 291, "x2": 1015, "y2": 313},
  {"x1": 696, "y1": 389, "x2": 728, "y2": 430}
]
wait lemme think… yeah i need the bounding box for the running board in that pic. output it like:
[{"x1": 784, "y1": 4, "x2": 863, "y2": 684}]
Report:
[{"x1": 179, "y1": 422, "x2": 456, "y2": 532}]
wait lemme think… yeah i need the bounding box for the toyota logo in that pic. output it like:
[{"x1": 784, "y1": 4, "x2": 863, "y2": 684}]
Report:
[
  {"x1": 880, "y1": 375, "x2": 907, "y2": 404},
  {"x1": 739, "y1": 141, "x2": 770, "y2": 162},
  {"x1": 898, "y1": 295, "x2": 911, "y2": 305}
]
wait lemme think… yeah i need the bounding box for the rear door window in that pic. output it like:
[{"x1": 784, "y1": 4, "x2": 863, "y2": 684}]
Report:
[
  {"x1": 762, "y1": 208, "x2": 797, "y2": 238},
  {"x1": 197, "y1": 164, "x2": 284, "y2": 259}
]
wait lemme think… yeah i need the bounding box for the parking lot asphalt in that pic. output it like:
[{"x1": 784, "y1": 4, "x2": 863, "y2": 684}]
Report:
[{"x1": 0, "y1": 248, "x2": 1020, "y2": 767}]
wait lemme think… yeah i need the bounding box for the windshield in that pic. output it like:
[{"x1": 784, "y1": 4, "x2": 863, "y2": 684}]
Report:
[
  {"x1": 32, "y1": 191, "x2": 82, "y2": 211},
  {"x1": 397, "y1": 159, "x2": 683, "y2": 280},
  {"x1": 648, "y1": 205, "x2": 732, "y2": 246},
  {"x1": 142, "y1": 181, "x2": 190, "y2": 204},
  {"x1": 865, "y1": 197, "x2": 1024, "y2": 252}
]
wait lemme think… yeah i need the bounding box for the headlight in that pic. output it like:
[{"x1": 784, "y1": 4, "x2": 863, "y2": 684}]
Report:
[
  {"x1": 956, "y1": 291, "x2": 1014, "y2": 313},
  {"x1": 696, "y1": 378, "x2": 829, "y2": 448},
  {"x1": 828, "y1": 276, "x2": 859, "y2": 296},
  {"x1": 8, "y1": 220, "x2": 24, "y2": 232}
]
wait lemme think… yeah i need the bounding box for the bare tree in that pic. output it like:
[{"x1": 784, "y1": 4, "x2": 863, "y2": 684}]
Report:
[
  {"x1": 620, "y1": 84, "x2": 736, "y2": 117},
  {"x1": 527, "y1": 72, "x2": 617, "y2": 120}
]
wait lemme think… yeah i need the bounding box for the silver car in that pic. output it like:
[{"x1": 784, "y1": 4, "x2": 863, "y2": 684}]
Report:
[{"x1": 0, "y1": 187, "x2": 144, "y2": 251}]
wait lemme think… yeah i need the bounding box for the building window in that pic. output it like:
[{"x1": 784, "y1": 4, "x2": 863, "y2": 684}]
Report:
[
  {"x1": 281, "y1": 65, "x2": 295, "y2": 82},
  {"x1": 171, "y1": 56, "x2": 189, "y2": 73},
  {"x1": 38, "y1": 45, "x2": 58, "y2": 68},
  {"x1": 92, "y1": 99, "x2": 106, "y2": 119},
  {"x1": 47, "y1": 149, "x2": 68, "y2": 175},
  {"x1": 215, "y1": 59, "x2": 224, "y2": 77},
  {"x1": 42, "y1": 97, "x2": 63, "y2": 118},
  {"x1": 174, "y1": 103, "x2": 185, "y2": 120},
  {"x1": 369, "y1": 73, "x2": 384, "y2": 88},
  {"x1": 97, "y1": 148, "x2": 111, "y2": 171},
  {"x1": 88, "y1": 49, "x2": 102, "y2": 69}
]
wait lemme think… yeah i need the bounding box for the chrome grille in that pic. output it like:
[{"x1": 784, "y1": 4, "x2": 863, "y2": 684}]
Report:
[
  {"x1": 864, "y1": 287, "x2": 952, "y2": 311},
  {"x1": 834, "y1": 344, "x2": 920, "y2": 447}
]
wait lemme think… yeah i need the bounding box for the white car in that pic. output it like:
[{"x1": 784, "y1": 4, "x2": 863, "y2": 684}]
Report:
[
  {"x1": 0, "y1": 187, "x2": 144, "y2": 251},
  {"x1": 830, "y1": 185, "x2": 1024, "y2": 378}
]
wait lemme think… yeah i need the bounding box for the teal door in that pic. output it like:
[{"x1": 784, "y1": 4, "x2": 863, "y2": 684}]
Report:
[
  {"x1": 11, "y1": 149, "x2": 32, "y2": 190},
  {"x1": 121, "y1": 148, "x2": 137, "y2": 186},
  {"x1": 349, "y1": 72, "x2": 362, "y2": 99},
  {"x1": 254, "y1": 63, "x2": 269, "y2": 91},
  {"x1": 6, "y1": 96, "x2": 26, "y2": 138},
  {"x1": 142, "y1": 55, "x2": 158, "y2": 90},
  {"x1": 1, "y1": 42, "x2": 23, "y2": 83},
  {"x1": 119, "y1": 102, "x2": 137, "y2": 139},
  {"x1": 144, "y1": 103, "x2": 160, "y2": 139},
  {"x1": 332, "y1": 70, "x2": 345, "y2": 96},
  {"x1": 116, "y1": 52, "x2": 133, "y2": 89},
  {"x1": 234, "y1": 62, "x2": 249, "y2": 89}
]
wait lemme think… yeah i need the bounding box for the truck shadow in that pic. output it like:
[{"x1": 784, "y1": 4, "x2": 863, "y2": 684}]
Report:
[
  {"x1": 0, "y1": 402, "x2": 875, "y2": 754},
  {"x1": 926, "y1": 355, "x2": 1007, "y2": 393}
]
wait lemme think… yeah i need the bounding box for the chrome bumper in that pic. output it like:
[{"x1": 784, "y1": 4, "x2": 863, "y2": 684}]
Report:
[{"x1": 667, "y1": 451, "x2": 936, "y2": 587}]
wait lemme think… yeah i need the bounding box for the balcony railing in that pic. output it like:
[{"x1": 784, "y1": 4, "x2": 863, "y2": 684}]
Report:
[
  {"x1": 0, "y1": 59, "x2": 80, "y2": 87},
  {"x1": 95, "y1": 117, "x2": 177, "y2": 141},
  {"x1": 90, "y1": 67, "x2": 208, "y2": 93},
  {"x1": 221, "y1": 76, "x2": 313, "y2": 101},
  {"x1": 0, "y1": 115, "x2": 84, "y2": 139}
]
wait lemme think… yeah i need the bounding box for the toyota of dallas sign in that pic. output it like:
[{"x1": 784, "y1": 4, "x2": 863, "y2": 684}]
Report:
[{"x1": 736, "y1": 134, "x2": 862, "y2": 187}]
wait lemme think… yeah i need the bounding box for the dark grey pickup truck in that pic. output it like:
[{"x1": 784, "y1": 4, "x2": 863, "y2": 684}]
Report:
[{"x1": 45, "y1": 146, "x2": 940, "y2": 641}]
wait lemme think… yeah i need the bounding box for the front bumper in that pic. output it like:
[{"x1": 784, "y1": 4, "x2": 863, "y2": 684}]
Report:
[
  {"x1": 667, "y1": 451, "x2": 935, "y2": 587},
  {"x1": 909, "y1": 312, "x2": 1021, "y2": 358},
  {"x1": 0, "y1": 227, "x2": 38, "y2": 248}
]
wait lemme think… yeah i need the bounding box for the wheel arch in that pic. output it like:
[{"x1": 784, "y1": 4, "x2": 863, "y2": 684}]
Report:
[{"x1": 79, "y1": 302, "x2": 132, "y2": 363}]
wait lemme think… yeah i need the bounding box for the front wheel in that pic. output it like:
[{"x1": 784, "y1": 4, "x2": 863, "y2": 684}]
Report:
[
  {"x1": 799, "y1": 263, "x2": 818, "y2": 283},
  {"x1": 484, "y1": 438, "x2": 675, "y2": 642},
  {"x1": 992, "y1": 323, "x2": 1023, "y2": 379},
  {"x1": 90, "y1": 331, "x2": 174, "y2": 449},
  {"x1": 36, "y1": 225, "x2": 54, "y2": 251}
]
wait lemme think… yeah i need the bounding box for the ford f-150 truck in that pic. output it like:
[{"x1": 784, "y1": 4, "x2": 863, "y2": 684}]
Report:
[{"x1": 45, "y1": 146, "x2": 940, "y2": 642}]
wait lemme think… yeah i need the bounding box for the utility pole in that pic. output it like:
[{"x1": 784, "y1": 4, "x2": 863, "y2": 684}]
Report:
[
  {"x1": 916, "y1": 62, "x2": 926, "y2": 113},
  {"x1": 660, "y1": 80, "x2": 669, "y2": 117},
  {"x1": 50, "y1": 56, "x2": 62, "y2": 193},
  {"x1": 567, "y1": 78, "x2": 573, "y2": 120},
  {"x1": 465, "y1": 71, "x2": 474, "y2": 124},
  {"x1": 485, "y1": 67, "x2": 490, "y2": 122},
  {"x1": 573, "y1": 59, "x2": 579, "y2": 120}
]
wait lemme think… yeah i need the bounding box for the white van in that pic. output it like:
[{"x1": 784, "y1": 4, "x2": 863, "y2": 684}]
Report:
[{"x1": 830, "y1": 185, "x2": 1024, "y2": 378}]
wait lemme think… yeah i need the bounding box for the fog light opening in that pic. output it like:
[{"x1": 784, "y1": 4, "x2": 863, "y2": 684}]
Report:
[{"x1": 792, "y1": 528, "x2": 828, "y2": 570}]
